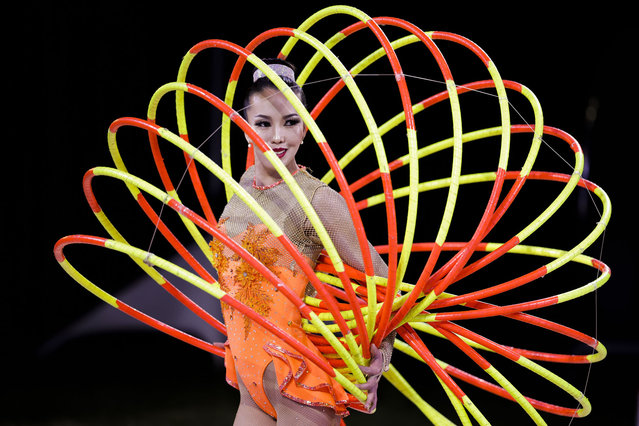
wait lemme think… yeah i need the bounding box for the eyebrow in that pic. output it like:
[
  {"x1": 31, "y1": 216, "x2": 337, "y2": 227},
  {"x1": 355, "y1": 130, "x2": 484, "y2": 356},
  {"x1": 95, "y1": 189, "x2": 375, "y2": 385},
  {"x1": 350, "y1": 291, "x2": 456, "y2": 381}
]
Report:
[{"x1": 253, "y1": 113, "x2": 300, "y2": 120}]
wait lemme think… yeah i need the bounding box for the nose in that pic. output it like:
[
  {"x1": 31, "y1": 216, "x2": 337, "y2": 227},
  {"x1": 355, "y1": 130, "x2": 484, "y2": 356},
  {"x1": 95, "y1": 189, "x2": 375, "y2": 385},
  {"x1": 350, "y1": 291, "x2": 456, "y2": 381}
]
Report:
[{"x1": 271, "y1": 125, "x2": 284, "y2": 144}]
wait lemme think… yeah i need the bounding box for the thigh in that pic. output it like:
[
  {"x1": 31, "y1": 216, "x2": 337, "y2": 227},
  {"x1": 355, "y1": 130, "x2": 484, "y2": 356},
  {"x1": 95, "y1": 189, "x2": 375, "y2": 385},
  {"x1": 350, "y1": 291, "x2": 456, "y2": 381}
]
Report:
[
  {"x1": 263, "y1": 362, "x2": 340, "y2": 426},
  {"x1": 233, "y1": 368, "x2": 277, "y2": 426}
]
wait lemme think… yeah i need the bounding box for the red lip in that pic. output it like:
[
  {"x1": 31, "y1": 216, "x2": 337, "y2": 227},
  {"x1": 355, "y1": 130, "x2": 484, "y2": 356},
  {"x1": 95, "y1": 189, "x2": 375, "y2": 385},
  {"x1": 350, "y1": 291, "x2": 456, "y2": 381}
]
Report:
[{"x1": 273, "y1": 148, "x2": 287, "y2": 158}]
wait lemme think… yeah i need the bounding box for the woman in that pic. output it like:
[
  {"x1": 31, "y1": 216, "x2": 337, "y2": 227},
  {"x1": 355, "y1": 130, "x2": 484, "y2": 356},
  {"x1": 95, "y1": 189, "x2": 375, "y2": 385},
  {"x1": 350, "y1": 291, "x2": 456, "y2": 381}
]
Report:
[{"x1": 210, "y1": 59, "x2": 393, "y2": 425}]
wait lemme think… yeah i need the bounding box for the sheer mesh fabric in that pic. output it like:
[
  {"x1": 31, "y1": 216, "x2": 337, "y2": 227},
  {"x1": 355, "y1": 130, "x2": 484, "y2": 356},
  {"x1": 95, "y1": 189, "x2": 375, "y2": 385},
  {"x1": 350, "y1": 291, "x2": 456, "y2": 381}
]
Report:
[
  {"x1": 305, "y1": 176, "x2": 395, "y2": 367},
  {"x1": 263, "y1": 362, "x2": 341, "y2": 426},
  {"x1": 234, "y1": 369, "x2": 276, "y2": 425},
  {"x1": 232, "y1": 362, "x2": 341, "y2": 425},
  {"x1": 221, "y1": 166, "x2": 387, "y2": 277}
]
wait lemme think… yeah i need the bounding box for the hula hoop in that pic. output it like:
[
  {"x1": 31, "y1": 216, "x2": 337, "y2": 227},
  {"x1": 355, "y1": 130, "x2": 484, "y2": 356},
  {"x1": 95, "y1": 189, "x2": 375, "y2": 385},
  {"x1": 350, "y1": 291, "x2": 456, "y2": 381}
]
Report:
[{"x1": 54, "y1": 5, "x2": 612, "y2": 424}]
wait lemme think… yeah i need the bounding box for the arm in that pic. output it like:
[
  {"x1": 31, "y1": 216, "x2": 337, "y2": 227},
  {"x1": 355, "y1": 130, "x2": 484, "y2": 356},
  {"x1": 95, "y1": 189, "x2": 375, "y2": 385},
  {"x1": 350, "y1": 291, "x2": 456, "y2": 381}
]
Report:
[
  {"x1": 307, "y1": 185, "x2": 396, "y2": 412},
  {"x1": 306, "y1": 185, "x2": 388, "y2": 287}
]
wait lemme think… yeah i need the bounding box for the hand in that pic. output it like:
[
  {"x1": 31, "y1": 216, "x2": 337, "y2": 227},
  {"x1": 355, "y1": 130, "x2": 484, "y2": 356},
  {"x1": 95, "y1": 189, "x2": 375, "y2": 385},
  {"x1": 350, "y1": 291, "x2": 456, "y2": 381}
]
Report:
[{"x1": 355, "y1": 344, "x2": 385, "y2": 413}]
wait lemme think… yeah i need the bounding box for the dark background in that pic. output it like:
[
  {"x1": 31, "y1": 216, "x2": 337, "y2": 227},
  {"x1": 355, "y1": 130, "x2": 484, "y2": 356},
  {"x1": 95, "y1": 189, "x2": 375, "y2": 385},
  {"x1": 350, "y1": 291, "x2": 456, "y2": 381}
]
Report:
[{"x1": 4, "y1": 1, "x2": 637, "y2": 425}]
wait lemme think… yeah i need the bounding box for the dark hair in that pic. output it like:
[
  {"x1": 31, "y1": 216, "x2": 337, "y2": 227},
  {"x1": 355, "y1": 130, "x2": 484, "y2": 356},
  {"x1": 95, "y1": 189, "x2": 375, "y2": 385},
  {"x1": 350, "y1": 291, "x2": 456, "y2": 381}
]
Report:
[{"x1": 241, "y1": 58, "x2": 307, "y2": 117}]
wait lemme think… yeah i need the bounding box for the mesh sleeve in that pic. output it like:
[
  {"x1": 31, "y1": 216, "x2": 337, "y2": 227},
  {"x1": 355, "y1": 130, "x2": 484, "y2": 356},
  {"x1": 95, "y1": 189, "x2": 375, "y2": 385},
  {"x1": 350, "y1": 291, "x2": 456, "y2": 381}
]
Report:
[
  {"x1": 305, "y1": 185, "x2": 388, "y2": 279},
  {"x1": 306, "y1": 186, "x2": 395, "y2": 369}
]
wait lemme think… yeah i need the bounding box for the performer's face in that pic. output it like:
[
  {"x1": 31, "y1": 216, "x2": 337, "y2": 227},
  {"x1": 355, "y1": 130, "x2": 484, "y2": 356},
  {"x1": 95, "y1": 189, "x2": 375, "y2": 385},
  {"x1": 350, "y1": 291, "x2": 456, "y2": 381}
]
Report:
[{"x1": 245, "y1": 88, "x2": 307, "y2": 186}]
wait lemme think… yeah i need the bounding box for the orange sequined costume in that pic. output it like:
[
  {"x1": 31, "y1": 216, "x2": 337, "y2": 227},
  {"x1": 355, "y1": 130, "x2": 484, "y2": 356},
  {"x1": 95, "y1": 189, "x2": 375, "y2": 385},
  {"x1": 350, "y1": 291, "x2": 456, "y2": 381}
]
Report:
[{"x1": 210, "y1": 165, "x2": 388, "y2": 418}]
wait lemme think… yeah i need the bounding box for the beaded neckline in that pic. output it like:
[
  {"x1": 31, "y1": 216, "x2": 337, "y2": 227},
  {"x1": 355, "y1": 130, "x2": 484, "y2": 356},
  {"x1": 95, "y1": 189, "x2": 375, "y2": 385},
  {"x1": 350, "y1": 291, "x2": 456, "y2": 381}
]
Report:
[{"x1": 252, "y1": 165, "x2": 306, "y2": 190}]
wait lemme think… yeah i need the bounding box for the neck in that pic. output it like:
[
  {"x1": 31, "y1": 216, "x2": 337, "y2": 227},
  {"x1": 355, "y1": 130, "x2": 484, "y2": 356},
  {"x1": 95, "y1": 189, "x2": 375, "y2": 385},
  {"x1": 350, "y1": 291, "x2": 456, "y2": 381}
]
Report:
[{"x1": 253, "y1": 161, "x2": 300, "y2": 187}]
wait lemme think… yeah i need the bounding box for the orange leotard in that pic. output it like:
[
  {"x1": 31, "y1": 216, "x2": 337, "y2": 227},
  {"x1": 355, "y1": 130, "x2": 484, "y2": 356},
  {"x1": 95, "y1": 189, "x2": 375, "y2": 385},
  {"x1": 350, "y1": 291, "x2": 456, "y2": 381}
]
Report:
[{"x1": 209, "y1": 166, "x2": 351, "y2": 418}]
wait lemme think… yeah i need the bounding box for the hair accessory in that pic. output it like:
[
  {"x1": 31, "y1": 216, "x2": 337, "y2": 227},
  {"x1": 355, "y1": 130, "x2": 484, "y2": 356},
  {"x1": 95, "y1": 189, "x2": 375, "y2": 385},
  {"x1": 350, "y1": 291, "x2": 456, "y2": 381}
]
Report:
[{"x1": 252, "y1": 63, "x2": 296, "y2": 83}]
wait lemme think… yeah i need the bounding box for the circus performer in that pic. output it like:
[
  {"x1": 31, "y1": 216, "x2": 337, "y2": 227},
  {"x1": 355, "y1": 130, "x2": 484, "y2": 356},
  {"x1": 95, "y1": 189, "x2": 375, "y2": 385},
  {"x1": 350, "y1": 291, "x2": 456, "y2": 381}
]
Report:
[{"x1": 209, "y1": 58, "x2": 394, "y2": 425}]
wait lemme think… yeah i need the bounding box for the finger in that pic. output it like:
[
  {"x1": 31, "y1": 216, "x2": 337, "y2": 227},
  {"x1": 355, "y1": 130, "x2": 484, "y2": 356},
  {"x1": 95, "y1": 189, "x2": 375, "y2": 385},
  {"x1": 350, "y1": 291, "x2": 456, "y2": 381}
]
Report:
[
  {"x1": 356, "y1": 381, "x2": 377, "y2": 391},
  {"x1": 356, "y1": 377, "x2": 378, "y2": 390},
  {"x1": 370, "y1": 345, "x2": 384, "y2": 365},
  {"x1": 365, "y1": 393, "x2": 377, "y2": 413},
  {"x1": 360, "y1": 362, "x2": 383, "y2": 376},
  {"x1": 358, "y1": 365, "x2": 379, "y2": 376}
]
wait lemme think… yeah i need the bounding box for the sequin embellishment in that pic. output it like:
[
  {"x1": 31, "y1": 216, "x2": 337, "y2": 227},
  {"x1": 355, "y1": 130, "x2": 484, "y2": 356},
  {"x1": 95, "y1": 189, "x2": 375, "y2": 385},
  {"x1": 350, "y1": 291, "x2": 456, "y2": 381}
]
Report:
[{"x1": 210, "y1": 222, "x2": 281, "y2": 339}]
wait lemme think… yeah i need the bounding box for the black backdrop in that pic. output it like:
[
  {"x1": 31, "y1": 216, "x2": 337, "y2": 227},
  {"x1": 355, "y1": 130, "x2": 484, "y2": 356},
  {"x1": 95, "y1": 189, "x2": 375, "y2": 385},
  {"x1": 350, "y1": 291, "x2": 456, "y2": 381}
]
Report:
[{"x1": 4, "y1": 2, "x2": 637, "y2": 425}]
